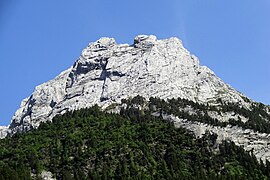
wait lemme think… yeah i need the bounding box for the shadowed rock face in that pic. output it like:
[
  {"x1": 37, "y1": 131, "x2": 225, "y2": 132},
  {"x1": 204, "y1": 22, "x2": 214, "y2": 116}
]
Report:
[{"x1": 2, "y1": 35, "x2": 249, "y2": 137}]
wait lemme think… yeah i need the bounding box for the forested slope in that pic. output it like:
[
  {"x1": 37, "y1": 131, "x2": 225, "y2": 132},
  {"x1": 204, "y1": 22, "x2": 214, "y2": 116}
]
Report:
[{"x1": 1, "y1": 97, "x2": 270, "y2": 179}]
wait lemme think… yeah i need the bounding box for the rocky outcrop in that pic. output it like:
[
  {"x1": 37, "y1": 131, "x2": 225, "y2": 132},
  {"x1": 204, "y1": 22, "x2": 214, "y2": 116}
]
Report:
[
  {"x1": 164, "y1": 114, "x2": 270, "y2": 162},
  {"x1": 0, "y1": 126, "x2": 8, "y2": 138},
  {"x1": 39, "y1": 171, "x2": 55, "y2": 180}
]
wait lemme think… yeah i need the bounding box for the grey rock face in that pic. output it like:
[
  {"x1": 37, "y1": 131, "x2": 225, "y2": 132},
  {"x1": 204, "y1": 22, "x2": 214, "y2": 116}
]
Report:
[
  {"x1": 39, "y1": 171, "x2": 55, "y2": 180},
  {"x1": 1, "y1": 35, "x2": 249, "y2": 138},
  {"x1": 0, "y1": 126, "x2": 8, "y2": 138},
  {"x1": 167, "y1": 115, "x2": 270, "y2": 162}
]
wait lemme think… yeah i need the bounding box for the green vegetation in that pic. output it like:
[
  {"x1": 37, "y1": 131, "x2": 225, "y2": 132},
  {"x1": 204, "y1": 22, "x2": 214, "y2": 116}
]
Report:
[
  {"x1": 0, "y1": 96, "x2": 270, "y2": 179},
  {"x1": 146, "y1": 96, "x2": 270, "y2": 134}
]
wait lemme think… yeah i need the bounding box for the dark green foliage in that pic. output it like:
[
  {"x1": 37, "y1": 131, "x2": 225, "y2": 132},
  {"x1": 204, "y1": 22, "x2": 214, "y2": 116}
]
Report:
[
  {"x1": 0, "y1": 97, "x2": 269, "y2": 179},
  {"x1": 148, "y1": 97, "x2": 270, "y2": 134}
]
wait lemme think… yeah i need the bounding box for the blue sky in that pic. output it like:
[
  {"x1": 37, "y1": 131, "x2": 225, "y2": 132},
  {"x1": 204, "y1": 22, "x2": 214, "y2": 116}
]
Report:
[{"x1": 0, "y1": 0, "x2": 270, "y2": 125}]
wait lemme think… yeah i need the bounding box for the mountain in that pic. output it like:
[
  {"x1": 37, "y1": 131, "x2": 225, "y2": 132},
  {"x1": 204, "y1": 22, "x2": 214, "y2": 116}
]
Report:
[
  {"x1": 3, "y1": 35, "x2": 248, "y2": 135},
  {"x1": 1, "y1": 35, "x2": 270, "y2": 162}
]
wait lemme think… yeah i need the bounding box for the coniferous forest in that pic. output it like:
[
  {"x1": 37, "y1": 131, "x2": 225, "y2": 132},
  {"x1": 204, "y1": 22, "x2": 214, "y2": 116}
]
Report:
[{"x1": 1, "y1": 96, "x2": 270, "y2": 179}]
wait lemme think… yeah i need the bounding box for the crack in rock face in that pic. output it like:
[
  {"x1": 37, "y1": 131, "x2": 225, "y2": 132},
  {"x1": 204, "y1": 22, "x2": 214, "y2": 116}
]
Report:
[{"x1": 2, "y1": 35, "x2": 253, "y2": 147}]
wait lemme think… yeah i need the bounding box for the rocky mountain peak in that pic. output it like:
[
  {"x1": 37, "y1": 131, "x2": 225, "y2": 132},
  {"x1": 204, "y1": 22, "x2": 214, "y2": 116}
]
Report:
[{"x1": 1, "y1": 35, "x2": 249, "y2": 138}]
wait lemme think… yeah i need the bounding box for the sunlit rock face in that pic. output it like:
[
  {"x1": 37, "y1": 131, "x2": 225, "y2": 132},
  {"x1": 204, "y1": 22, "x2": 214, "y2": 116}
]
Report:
[
  {"x1": 2, "y1": 35, "x2": 249, "y2": 137},
  {"x1": 0, "y1": 126, "x2": 8, "y2": 138}
]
